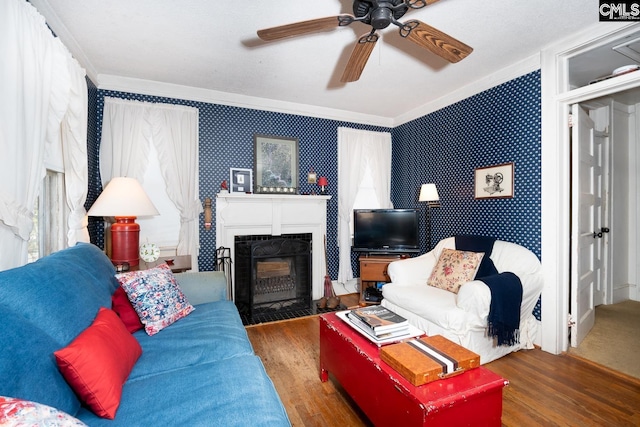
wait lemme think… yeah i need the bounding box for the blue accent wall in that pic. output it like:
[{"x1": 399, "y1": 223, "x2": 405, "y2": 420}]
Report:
[
  {"x1": 87, "y1": 70, "x2": 542, "y2": 319},
  {"x1": 391, "y1": 71, "x2": 541, "y2": 257},
  {"x1": 87, "y1": 90, "x2": 389, "y2": 276}
]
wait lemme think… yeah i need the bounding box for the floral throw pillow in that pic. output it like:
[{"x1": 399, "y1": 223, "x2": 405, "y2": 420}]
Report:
[
  {"x1": 117, "y1": 264, "x2": 195, "y2": 336},
  {"x1": 427, "y1": 249, "x2": 485, "y2": 294},
  {"x1": 0, "y1": 396, "x2": 87, "y2": 426}
]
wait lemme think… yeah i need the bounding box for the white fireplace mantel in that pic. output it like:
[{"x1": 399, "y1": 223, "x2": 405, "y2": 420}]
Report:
[{"x1": 216, "y1": 193, "x2": 331, "y2": 301}]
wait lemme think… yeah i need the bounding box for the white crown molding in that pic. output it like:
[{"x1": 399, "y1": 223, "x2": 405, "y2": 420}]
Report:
[
  {"x1": 98, "y1": 57, "x2": 541, "y2": 130},
  {"x1": 28, "y1": 0, "x2": 99, "y2": 83},
  {"x1": 97, "y1": 75, "x2": 395, "y2": 128},
  {"x1": 392, "y1": 54, "x2": 542, "y2": 127}
]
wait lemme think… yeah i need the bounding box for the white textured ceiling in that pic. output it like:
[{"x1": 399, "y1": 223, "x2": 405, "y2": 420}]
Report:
[{"x1": 30, "y1": 0, "x2": 605, "y2": 125}]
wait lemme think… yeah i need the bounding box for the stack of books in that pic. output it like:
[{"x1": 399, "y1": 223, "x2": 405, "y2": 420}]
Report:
[{"x1": 346, "y1": 305, "x2": 411, "y2": 341}]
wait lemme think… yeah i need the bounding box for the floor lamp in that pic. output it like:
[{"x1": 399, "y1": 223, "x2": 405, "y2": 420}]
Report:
[
  {"x1": 419, "y1": 183, "x2": 440, "y2": 252},
  {"x1": 87, "y1": 177, "x2": 159, "y2": 267}
]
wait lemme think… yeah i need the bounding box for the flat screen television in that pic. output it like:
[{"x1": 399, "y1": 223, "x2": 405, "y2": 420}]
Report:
[{"x1": 352, "y1": 209, "x2": 420, "y2": 254}]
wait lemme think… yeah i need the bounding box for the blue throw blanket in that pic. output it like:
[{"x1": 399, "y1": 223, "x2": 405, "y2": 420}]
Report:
[
  {"x1": 454, "y1": 235, "x2": 522, "y2": 346},
  {"x1": 479, "y1": 272, "x2": 523, "y2": 346}
]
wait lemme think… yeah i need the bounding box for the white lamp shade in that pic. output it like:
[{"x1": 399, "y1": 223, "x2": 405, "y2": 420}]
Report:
[
  {"x1": 419, "y1": 183, "x2": 440, "y2": 202},
  {"x1": 87, "y1": 177, "x2": 159, "y2": 217}
]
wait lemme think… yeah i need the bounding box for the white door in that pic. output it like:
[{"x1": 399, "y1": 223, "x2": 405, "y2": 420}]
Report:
[{"x1": 570, "y1": 104, "x2": 607, "y2": 347}]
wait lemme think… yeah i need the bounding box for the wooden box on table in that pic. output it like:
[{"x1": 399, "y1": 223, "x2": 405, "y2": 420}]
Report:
[{"x1": 380, "y1": 335, "x2": 480, "y2": 386}]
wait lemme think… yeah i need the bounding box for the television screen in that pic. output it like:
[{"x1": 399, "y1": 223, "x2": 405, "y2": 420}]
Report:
[{"x1": 352, "y1": 209, "x2": 420, "y2": 254}]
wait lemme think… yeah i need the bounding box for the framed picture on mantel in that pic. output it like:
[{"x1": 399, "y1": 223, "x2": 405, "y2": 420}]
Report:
[
  {"x1": 230, "y1": 168, "x2": 252, "y2": 194},
  {"x1": 253, "y1": 134, "x2": 299, "y2": 194}
]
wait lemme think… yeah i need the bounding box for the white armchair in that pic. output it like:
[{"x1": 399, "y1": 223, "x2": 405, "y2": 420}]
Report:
[{"x1": 381, "y1": 237, "x2": 543, "y2": 364}]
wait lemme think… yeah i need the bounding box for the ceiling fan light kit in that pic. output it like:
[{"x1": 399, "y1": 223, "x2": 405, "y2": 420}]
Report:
[{"x1": 257, "y1": 0, "x2": 472, "y2": 82}]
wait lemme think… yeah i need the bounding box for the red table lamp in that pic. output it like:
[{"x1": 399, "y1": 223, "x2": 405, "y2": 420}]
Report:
[
  {"x1": 317, "y1": 176, "x2": 328, "y2": 195},
  {"x1": 87, "y1": 177, "x2": 159, "y2": 267}
]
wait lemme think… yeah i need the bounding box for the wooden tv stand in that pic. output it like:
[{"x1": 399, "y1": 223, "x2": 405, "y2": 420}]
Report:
[{"x1": 359, "y1": 254, "x2": 407, "y2": 305}]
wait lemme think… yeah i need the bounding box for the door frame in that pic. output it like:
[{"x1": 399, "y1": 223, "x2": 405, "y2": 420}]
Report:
[{"x1": 540, "y1": 22, "x2": 640, "y2": 355}]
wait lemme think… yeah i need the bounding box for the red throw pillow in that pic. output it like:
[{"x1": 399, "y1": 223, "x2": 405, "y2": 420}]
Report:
[
  {"x1": 111, "y1": 286, "x2": 144, "y2": 333},
  {"x1": 54, "y1": 307, "x2": 142, "y2": 419}
]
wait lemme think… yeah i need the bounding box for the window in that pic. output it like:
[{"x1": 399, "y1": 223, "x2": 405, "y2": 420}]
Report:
[
  {"x1": 28, "y1": 170, "x2": 66, "y2": 262},
  {"x1": 350, "y1": 164, "x2": 382, "y2": 237}
]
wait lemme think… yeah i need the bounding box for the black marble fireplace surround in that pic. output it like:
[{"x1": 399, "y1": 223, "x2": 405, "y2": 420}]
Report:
[{"x1": 234, "y1": 234, "x2": 312, "y2": 324}]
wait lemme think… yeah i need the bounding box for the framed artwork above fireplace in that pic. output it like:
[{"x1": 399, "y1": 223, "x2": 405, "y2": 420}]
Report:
[{"x1": 253, "y1": 134, "x2": 298, "y2": 194}]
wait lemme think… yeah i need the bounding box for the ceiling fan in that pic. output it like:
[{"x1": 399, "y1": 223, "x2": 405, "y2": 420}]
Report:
[{"x1": 257, "y1": 0, "x2": 473, "y2": 83}]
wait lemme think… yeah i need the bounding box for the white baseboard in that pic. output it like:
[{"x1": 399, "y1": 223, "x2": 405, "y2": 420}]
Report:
[{"x1": 612, "y1": 284, "x2": 632, "y2": 303}]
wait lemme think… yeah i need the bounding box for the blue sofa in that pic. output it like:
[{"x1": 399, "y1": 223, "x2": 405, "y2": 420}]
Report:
[{"x1": 0, "y1": 243, "x2": 291, "y2": 426}]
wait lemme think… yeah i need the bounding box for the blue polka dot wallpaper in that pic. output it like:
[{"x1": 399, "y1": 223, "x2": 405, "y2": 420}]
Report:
[
  {"x1": 86, "y1": 70, "x2": 542, "y2": 320},
  {"x1": 87, "y1": 89, "x2": 390, "y2": 276},
  {"x1": 392, "y1": 71, "x2": 541, "y2": 258}
]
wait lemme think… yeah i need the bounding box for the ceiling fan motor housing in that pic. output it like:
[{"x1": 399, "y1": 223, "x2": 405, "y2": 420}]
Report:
[{"x1": 353, "y1": 0, "x2": 409, "y2": 29}]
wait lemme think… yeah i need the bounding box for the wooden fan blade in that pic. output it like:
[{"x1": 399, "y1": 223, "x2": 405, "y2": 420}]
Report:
[
  {"x1": 405, "y1": 0, "x2": 440, "y2": 10},
  {"x1": 258, "y1": 16, "x2": 350, "y2": 41},
  {"x1": 341, "y1": 33, "x2": 379, "y2": 83},
  {"x1": 402, "y1": 20, "x2": 472, "y2": 63}
]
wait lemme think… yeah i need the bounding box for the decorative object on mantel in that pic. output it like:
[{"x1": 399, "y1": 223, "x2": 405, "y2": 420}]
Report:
[
  {"x1": 87, "y1": 177, "x2": 159, "y2": 267},
  {"x1": 317, "y1": 176, "x2": 328, "y2": 195},
  {"x1": 307, "y1": 167, "x2": 317, "y2": 184},
  {"x1": 203, "y1": 197, "x2": 212, "y2": 230},
  {"x1": 230, "y1": 168, "x2": 253, "y2": 194},
  {"x1": 419, "y1": 183, "x2": 440, "y2": 252},
  {"x1": 219, "y1": 179, "x2": 228, "y2": 194},
  {"x1": 474, "y1": 162, "x2": 514, "y2": 199},
  {"x1": 254, "y1": 133, "x2": 299, "y2": 194}
]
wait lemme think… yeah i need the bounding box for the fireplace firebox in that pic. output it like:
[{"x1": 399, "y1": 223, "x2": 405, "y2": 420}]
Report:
[{"x1": 234, "y1": 234, "x2": 312, "y2": 322}]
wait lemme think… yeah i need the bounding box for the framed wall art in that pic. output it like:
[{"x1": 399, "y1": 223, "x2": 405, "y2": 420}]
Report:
[
  {"x1": 230, "y1": 168, "x2": 253, "y2": 194},
  {"x1": 474, "y1": 162, "x2": 514, "y2": 199},
  {"x1": 253, "y1": 134, "x2": 299, "y2": 194}
]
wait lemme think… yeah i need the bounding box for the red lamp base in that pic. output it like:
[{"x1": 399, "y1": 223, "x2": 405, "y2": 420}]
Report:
[{"x1": 111, "y1": 216, "x2": 140, "y2": 267}]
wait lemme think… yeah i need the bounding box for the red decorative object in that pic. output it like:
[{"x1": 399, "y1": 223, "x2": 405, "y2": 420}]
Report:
[
  {"x1": 110, "y1": 217, "x2": 141, "y2": 267},
  {"x1": 319, "y1": 312, "x2": 507, "y2": 426},
  {"x1": 317, "y1": 176, "x2": 328, "y2": 195}
]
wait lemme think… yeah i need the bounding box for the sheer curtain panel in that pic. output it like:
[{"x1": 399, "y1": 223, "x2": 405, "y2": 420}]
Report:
[
  {"x1": 337, "y1": 127, "x2": 392, "y2": 284},
  {"x1": 99, "y1": 98, "x2": 201, "y2": 265}
]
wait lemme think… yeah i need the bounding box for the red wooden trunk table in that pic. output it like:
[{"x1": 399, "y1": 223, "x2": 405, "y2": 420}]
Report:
[{"x1": 319, "y1": 312, "x2": 508, "y2": 427}]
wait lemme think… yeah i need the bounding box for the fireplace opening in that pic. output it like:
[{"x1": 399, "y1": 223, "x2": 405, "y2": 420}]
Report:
[{"x1": 235, "y1": 234, "x2": 312, "y2": 322}]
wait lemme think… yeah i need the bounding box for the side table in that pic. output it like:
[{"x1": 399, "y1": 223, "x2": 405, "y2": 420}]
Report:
[{"x1": 137, "y1": 255, "x2": 192, "y2": 273}]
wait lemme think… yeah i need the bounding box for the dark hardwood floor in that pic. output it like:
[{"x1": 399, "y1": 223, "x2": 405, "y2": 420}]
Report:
[{"x1": 245, "y1": 297, "x2": 640, "y2": 427}]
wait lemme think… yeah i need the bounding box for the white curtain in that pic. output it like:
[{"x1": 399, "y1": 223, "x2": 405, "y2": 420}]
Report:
[
  {"x1": 100, "y1": 98, "x2": 201, "y2": 261},
  {"x1": 61, "y1": 51, "x2": 90, "y2": 246},
  {"x1": 99, "y1": 98, "x2": 150, "y2": 182},
  {"x1": 337, "y1": 127, "x2": 393, "y2": 283},
  {"x1": 147, "y1": 104, "x2": 201, "y2": 259},
  {"x1": 0, "y1": 0, "x2": 88, "y2": 270}
]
